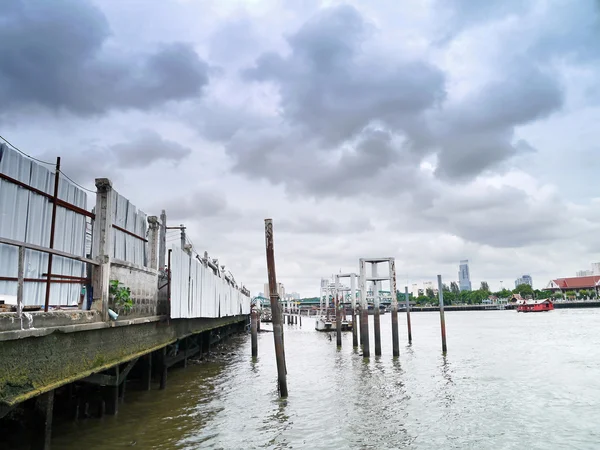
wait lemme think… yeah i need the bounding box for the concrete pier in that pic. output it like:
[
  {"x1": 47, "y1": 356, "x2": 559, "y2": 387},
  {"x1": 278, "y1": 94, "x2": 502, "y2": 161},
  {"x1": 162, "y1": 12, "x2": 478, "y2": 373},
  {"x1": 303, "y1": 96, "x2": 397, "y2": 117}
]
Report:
[{"x1": 0, "y1": 313, "x2": 247, "y2": 448}]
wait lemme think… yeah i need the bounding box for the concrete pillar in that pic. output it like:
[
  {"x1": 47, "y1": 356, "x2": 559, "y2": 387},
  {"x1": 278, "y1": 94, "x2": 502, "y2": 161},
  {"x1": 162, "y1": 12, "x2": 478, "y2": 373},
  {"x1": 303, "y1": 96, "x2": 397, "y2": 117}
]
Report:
[
  {"x1": 201, "y1": 332, "x2": 210, "y2": 354},
  {"x1": 147, "y1": 216, "x2": 159, "y2": 270},
  {"x1": 118, "y1": 377, "x2": 126, "y2": 403},
  {"x1": 159, "y1": 347, "x2": 168, "y2": 390},
  {"x1": 141, "y1": 353, "x2": 152, "y2": 391},
  {"x1": 31, "y1": 390, "x2": 54, "y2": 450},
  {"x1": 159, "y1": 210, "x2": 167, "y2": 271},
  {"x1": 104, "y1": 366, "x2": 120, "y2": 415},
  {"x1": 92, "y1": 178, "x2": 114, "y2": 322}
]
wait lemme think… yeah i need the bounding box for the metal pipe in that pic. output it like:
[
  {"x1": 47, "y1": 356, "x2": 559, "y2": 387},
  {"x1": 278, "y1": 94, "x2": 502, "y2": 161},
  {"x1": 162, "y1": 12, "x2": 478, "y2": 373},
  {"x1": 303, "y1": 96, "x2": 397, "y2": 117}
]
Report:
[
  {"x1": 390, "y1": 259, "x2": 399, "y2": 358},
  {"x1": 17, "y1": 246, "x2": 24, "y2": 317},
  {"x1": 251, "y1": 308, "x2": 258, "y2": 357},
  {"x1": 373, "y1": 262, "x2": 382, "y2": 356},
  {"x1": 359, "y1": 259, "x2": 370, "y2": 358},
  {"x1": 351, "y1": 273, "x2": 358, "y2": 348},
  {"x1": 335, "y1": 275, "x2": 342, "y2": 347},
  {"x1": 167, "y1": 249, "x2": 172, "y2": 316},
  {"x1": 405, "y1": 286, "x2": 412, "y2": 344},
  {"x1": 437, "y1": 275, "x2": 447, "y2": 353},
  {"x1": 264, "y1": 219, "x2": 288, "y2": 397},
  {"x1": 44, "y1": 157, "x2": 60, "y2": 312}
]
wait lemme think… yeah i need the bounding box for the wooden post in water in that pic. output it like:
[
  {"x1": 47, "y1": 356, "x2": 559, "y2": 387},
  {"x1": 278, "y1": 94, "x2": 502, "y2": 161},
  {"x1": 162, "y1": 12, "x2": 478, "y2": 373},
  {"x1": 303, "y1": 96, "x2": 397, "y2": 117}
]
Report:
[
  {"x1": 389, "y1": 259, "x2": 400, "y2": 357},
  {"x1": 359, "y1": 259, "x2": 370, "y2": 358},
  {"x1": 405, "y1": 286, "x2": 412, "y2": 344},
  {"x1": 372, "y1": 263, "x2": 382, "y2": 356},
  {"x1": 251, "y1": 308, "x2": 258, "y2": 357},
  {"x1": 335, "y1": 275, "x2": 342, "y2": 347},
  {"x1": 437, "y1": 275, "x2": 447, "y2": 354},
  {"x1": 351, "y1": 273, "x2": 358, "y2": 348},
  {"x1": 264, "y1": 219, "x2": 288, "y2": 397}
]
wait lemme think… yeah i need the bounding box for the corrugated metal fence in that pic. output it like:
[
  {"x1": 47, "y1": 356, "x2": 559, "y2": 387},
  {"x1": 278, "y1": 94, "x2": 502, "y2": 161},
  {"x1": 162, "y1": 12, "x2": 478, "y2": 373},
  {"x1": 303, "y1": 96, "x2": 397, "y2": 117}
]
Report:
[
  {"x1": 0, "y1": 144, "x2": 87, "y2": 306},
  {"x1": 170, "y1": 246, "x2": 250, "y2": 319}
]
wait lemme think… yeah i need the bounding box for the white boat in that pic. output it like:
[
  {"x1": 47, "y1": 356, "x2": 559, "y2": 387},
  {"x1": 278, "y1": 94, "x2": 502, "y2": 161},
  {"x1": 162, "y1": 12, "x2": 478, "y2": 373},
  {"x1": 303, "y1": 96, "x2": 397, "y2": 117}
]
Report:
[
  {"x1": 315, "y1": 278, "x2": 354, "y2": 332},
  {"x1": 315, "y1": 316, "x2": 334, "y2": 331}
]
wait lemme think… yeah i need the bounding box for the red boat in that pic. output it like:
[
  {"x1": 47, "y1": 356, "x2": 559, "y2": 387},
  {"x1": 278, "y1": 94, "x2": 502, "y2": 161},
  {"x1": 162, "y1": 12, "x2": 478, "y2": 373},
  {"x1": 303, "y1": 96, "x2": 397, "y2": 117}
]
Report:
[{"x1": 517, "y1": 299, "x2": 554, "y2": 312}]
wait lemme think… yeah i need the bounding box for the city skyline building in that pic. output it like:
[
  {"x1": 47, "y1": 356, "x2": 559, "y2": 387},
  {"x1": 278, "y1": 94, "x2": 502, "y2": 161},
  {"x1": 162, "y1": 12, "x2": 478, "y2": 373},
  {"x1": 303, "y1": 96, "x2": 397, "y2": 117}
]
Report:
[
  {"x1": 459, "y1": 260, "x2": 472, "y2": 291},
  {"x1": 264, "y1": 282, "x2": 285, "y2": 300},
  {"x1": 515, "y1": 274, "x2": 533, "y2": 288}
]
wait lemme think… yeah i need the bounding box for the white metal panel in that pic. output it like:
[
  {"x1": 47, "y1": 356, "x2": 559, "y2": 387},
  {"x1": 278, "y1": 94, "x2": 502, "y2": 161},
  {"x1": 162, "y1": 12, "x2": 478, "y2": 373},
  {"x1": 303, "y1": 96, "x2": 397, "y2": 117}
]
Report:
[
  {"x1": 0, "y1": 144, "x2": 88, "y2": 306},
  {"x1": 169, "y1": 246, "x2": 250, "y2": 319},
  {"x1": 110, "y1": 189, "x2": 147, "y2": 266}
]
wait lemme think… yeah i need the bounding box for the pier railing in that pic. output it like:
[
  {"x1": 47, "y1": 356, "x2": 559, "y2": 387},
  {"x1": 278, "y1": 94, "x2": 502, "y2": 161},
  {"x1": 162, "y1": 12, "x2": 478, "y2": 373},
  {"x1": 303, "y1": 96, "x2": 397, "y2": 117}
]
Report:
[{"x1": 0, "y1": 236, "x2": 98, "y2": 316}]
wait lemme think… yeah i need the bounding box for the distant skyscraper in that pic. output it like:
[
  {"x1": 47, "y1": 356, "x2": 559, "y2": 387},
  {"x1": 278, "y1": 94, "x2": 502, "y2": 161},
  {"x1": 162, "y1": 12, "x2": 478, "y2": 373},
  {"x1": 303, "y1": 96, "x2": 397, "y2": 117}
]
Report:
[
  {"x1": 264, "y1": 282, "x2": 285, "y2": 299},
  {"x1": 515, "y1": 275, "x2": 533, "y2": 288},
  {"x1": 458, "y1": 260, "x2": 472, "y2": 291}
]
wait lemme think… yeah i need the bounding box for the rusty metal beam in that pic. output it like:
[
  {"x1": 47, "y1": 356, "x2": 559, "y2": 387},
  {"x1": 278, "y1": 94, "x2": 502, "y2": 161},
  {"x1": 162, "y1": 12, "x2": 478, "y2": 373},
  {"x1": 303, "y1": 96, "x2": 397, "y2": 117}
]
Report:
[
  {"x1": 112, "y1": 224, "x2": 148, "y2": 242},
  {"x1": 0, "y1": 237, "x2": 98, "y2": 265}
]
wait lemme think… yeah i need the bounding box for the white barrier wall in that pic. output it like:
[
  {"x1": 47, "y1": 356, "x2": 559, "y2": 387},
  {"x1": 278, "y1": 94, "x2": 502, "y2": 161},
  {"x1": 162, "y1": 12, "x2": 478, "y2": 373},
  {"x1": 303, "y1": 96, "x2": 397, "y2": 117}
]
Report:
[
  {"x1": 0, "y1": 144, "x2": 87, "y2": 306},
  {"x1": 170, "y1": 246, "x2": 250, "y2": 319}
]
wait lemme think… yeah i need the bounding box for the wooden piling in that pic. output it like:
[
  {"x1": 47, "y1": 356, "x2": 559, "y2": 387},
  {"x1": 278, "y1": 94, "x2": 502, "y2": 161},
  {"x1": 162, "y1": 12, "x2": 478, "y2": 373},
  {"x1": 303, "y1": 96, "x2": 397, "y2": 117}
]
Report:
[
  {"x1": 359, "y1": 260, "x2": 370, "y2": 358},
  {"x1": 264, "y1": 219, "x2": 288, "y2": 397},
  {"x1": 358, "y1": 311, "x2": 362, "y2": 347},
  {"x1": 159, "y1": 347, "x2": 168, "y2": 390},
  {"x1": 31, "y1": 390, "x2": 54, "y2": 450},
  {"x1": 335, "y1": 277, "x2": 342, "y2": 347},
  {"x1": 251, "y1": 308, "x2": 258, "y2": 357},
  {"x1": 372, "y1": 263, "x2": 382, "y2": 356},
  {"x1": 141, "y1": 353, "x2": 152, "y2": 391},
  {"x1": 351, "y1": 273, "x2": 358, "y2": 348},
  {"x1": 390, "y1": 259, "x2": 400, "y2": 358},
  {"x1": 405, "y1": 286, "x2": 412, "y2": 344},
  {"x1": 437, "y1": 275, "x2": 447, "y2": 354},
  {"x1": 336, "y1": 295, "x2": 342, "y2": 347}
]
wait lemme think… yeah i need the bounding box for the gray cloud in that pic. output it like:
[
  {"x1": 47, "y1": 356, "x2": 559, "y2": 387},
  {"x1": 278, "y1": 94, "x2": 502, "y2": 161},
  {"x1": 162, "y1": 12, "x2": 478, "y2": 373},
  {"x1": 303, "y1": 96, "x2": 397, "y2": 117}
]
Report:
[
  {"x1": 243, "y1": 5, "x2": 445, "y2": 145},
  {"x1": 0, "y1": 0, "x2": 209, "y2": 115},
  {"x1": 209, "y1": 3, "x2": 570, "y2": 199},
  {"x1": 278, "y1": 216, "x2": 373, "y2": 235},
  {"x1": 111, "y1": 131, "x2": 192, "y2": 169},
  {"x1": 40, "y1": 130, "x2": 191, "y2": 184}
]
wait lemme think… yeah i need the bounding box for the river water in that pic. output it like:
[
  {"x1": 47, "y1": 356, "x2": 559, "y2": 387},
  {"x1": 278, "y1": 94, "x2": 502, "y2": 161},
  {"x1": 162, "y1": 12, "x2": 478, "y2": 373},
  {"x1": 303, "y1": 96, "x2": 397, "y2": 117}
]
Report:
[{"x1": 52, "y1": 310, "x2": 600, "y2": 449}]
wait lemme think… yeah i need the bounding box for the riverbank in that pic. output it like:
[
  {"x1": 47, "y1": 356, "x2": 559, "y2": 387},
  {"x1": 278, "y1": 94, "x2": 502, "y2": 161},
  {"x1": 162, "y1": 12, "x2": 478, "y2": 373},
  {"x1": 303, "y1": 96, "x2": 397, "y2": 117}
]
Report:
[{"x1": 400, "y1": 301, "x2": 600, "y2": 312}]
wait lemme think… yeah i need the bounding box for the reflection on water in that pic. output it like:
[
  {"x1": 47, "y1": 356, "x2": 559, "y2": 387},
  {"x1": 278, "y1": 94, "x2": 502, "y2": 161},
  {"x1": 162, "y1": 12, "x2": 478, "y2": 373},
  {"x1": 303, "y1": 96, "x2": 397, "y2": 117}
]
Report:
[{"x1": 51, "y1": 310, "x2": 600, "y2": 449}]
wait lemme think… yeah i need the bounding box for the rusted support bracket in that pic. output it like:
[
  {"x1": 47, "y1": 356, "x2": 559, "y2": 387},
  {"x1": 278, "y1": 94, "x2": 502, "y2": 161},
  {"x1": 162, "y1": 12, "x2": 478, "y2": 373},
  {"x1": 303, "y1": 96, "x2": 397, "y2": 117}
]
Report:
[
  {"x1": 164, "y1": 345, "x2": 200, "y2": 368},
  {"x1": 82, "y1": 357, "x2": 139, "y2": 386}
]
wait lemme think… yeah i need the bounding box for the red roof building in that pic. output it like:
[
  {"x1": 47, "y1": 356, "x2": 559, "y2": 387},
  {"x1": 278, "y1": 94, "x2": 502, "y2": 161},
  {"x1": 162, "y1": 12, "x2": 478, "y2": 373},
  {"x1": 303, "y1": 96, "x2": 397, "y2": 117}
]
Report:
[{"x1": 545, "y1": 276, "x2": 600, "y2": 292}]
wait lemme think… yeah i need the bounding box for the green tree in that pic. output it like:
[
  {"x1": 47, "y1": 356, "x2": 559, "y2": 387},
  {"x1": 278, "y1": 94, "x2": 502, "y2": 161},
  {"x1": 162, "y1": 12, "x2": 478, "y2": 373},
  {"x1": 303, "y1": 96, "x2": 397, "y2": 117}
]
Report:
[
  {"x1": 442, "y1": 283, "x2": 450, "y2": 292},
  {"x1": 552, "y1": 292, "x2": 564, "y2": 300},
  {"x1": 493, "y1": 289, "x2": 512, "y2": 299},
  {"x1": 514, "y1": 283, "x2": 534, "y2": 297},
  {"x1": 480, "y1": 281, "x2": 490, "y2": 293},
  {"x1": 469, "y1": 289, "x2": 488, "y2": 304},
  {"x1": 535, "y1": 290, "x2": 552, "y2": 300},
  {"x1": 450, "y1": 282, "x2": 460, "y2": 294},
  {"x1": 415, "y1": 295, "x2": 430, "y2": 305},
  {"x1": 426, "y1": 288, "x2": 435, "y2": 299},
  {"x1": 458, "y1": 290, "x2": 471, "y2": 304},
  {"x1": 443, "y1": 291, "x2": 455, "y2": 305},
  {"x1": 565, "y1": 290, "x2": 576, "y2": 299}
]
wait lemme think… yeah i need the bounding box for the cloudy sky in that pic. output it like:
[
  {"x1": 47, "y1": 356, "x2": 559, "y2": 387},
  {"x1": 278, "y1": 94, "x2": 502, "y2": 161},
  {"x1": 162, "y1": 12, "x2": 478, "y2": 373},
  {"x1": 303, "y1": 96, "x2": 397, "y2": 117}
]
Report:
[{"x1": 2, "y1": 0, "x2": 599, "y2": 296}]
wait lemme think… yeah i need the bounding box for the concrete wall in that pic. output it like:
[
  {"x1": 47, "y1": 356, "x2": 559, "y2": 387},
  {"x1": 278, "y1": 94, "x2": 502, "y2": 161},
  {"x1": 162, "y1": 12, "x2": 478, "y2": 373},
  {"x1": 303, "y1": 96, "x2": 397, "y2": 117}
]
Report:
[
  {"x1": 0, "y1": 315, "x2": 246, "y2": 406},
  {"x1": 110, "y1": 260, "x2": 159, "y2": 318},
  {"x1": 0, "y1": 310, "x2": 100, "y2": 332}
]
